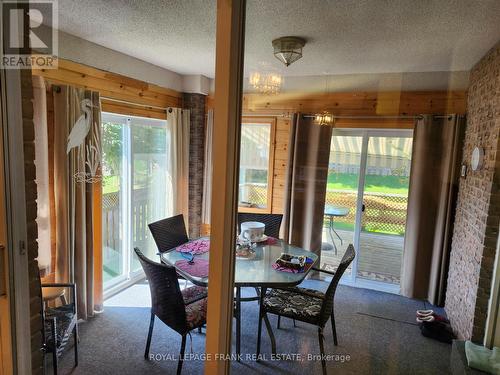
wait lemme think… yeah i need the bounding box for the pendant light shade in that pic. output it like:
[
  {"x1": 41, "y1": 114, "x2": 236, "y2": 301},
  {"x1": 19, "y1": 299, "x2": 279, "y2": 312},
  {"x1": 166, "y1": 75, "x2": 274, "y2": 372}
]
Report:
[{"x1": 272, "y1": 37, "x2": 306, "y2": 67}]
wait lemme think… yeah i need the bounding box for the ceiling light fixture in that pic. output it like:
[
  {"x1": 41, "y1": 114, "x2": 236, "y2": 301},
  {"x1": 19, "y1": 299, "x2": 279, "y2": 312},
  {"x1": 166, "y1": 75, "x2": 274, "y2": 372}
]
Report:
[
  {"x1": 249, "y1": 71, "x2": 283, "y2": 95},
  {"x1": 272, "y1": 36, "x2": 306, "y2": 67}
]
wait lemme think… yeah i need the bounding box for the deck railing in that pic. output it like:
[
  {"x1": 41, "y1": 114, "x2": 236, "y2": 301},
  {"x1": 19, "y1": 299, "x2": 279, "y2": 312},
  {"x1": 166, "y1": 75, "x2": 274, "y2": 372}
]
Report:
[
  {"x1": 325, "y1": 190, "x2": 408, "y2": 235},
  {"x1": 102, "y1": 188, "x2": 153, "y2": 254},
  {"x1": 238, "y1": 184, "x2": 408, "y2": 235}
]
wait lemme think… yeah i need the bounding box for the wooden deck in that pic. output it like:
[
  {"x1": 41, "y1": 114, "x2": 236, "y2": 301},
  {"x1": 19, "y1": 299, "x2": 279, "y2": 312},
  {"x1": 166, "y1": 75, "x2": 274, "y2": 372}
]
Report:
[{"x1": 321, "y1": 228, "x2": 404, "y2": 285}]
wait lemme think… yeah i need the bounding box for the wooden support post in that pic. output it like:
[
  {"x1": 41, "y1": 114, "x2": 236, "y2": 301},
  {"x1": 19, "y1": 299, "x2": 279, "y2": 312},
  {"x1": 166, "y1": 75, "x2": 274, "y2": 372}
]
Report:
[{"x1": 205, "y1": 0, "x2": 246, "y2": 374}]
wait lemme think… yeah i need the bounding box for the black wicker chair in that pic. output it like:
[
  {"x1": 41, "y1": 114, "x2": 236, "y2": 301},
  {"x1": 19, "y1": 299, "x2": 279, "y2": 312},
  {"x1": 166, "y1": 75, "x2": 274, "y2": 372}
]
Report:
[
  {"x1": 237, "y1": 213, "x2": 283, "y2": 238},
  {"x1": 41, "y1": 282, "x2": 78, "y2": 375},
  {"x1": 148, "y1": 214, "x2": 190, "y2": 254},
  {"x1": 134, "y1": 248, "x2": 207, "y2": 375},
  {"x1": 256, "y1": 244, "x2": 355, "y2": 375},
  {"x1": 148, "y1": 215, "x2": 207, "y2": 302}
]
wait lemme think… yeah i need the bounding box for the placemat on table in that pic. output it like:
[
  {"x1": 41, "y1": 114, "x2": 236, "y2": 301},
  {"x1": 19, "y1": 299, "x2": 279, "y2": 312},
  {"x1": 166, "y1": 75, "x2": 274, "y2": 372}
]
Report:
[
  {"x1": 176, "y1": 238, "x2": 210, "y2": 255},
  {"x1": 272, "y1": 257, "x2": 314, "y2": 274},
  {"x1": 175, "y1": 259, "x2": 209, "y2": 278}
]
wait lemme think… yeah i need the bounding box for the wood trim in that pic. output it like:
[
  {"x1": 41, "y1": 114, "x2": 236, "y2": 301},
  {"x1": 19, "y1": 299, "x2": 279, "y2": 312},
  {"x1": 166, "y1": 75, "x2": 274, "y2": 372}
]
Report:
[
  {"x1": 0, "y1": 97, "x2": 13, "y2": 373},
  {"x1": 101, "y1": 99, "x2": 167, "y2": 120},
  {"x1": 334, "y1": 118, "x2": 415, "y2": 129},
  {"x1": 32, "y1": 58, "x2": 182, "y2": 109},
  {"x1": 205, "y1": 0, "x2": 245, "y2": 373},
  {"x1": 243, "y1": 90, "x2": 466, "y2": 116}
]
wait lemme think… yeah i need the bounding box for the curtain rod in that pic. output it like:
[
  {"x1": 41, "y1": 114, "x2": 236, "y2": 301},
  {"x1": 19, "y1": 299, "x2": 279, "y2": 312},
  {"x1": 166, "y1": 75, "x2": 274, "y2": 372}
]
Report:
[
  {"x1": 301, "y1": 115, "x2": 423, "y2": 120},
  {"x1": 243, "y1": 114, "x2": 461, "y2": 120},
  {"x1": 101, "y1": 96, "x2": 174, "y2": 112}
]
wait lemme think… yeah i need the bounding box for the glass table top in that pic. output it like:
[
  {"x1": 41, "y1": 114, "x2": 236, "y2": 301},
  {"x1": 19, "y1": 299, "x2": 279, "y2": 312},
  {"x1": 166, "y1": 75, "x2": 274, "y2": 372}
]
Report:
[{"x1": 160, "y1": 238, "x2": 319, "y2": 287}]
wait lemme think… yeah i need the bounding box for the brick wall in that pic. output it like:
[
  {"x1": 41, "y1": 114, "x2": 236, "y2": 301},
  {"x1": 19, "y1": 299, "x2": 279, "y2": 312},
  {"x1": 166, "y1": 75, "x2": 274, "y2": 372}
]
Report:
[
  {"x1": 184, "y1": 93, "x2": 206, "y2": 238},
  {"x1": 445, "y1": 42, "x2": 500, "y2": 342},
  {"x1": 21, "y1": 70, "x2": 44, "y2": 373}
]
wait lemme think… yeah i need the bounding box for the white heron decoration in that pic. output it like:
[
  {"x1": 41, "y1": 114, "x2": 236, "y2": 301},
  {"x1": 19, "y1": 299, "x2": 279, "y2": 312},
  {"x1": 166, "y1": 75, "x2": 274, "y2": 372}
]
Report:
[
  {"x1": 67, "y1": 98, "x2": 92, "y2": 154},
  {"x1": 67, "y1": 98, "x2": 102, "y2": 183}
]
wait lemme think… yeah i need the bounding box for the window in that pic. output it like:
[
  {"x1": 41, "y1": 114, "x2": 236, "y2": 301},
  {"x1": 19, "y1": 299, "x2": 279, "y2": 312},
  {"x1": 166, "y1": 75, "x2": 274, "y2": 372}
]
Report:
[
  {"x1": 101, "y1": 113, "x2": 173, "y2": 291},
  {"x1": 238, "y1": 118, "x2": 275, "y2": 212}
]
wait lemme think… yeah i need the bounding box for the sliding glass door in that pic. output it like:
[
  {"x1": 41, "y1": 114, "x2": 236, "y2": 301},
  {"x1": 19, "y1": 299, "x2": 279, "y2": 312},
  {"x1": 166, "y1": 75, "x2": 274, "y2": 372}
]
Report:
[
  {"x1": 102, "y1": 113, "x2": 173, "y2": 291},
  {"x1": 323, "y1": 129, "x2": 413, "y2": 292},
  {"x1": 357, "y1": 135, "x2": 413, "y2": 287}
]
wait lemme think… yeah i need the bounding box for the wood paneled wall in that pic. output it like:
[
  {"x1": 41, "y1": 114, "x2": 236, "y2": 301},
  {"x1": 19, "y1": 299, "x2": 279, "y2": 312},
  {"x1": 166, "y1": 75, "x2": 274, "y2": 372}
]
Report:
[
  {"x1": 208, "y1": 89, "x2": 468, "y2": 217},
  {"x1": 243, "y1": 91, "x2": 466, "y2": 116},
  {"x1": 32, "y1": 59, "x2": 182, "y2": 118},
  {"x1": 271, "y1": 117, "x2": 290, "y2": 214}
]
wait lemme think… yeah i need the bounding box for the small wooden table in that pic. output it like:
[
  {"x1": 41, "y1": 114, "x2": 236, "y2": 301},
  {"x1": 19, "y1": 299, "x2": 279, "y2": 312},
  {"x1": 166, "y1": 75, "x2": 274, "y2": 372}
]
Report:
[{"x1": 161, "y1": 239, "x2": 318, "y2": 358}]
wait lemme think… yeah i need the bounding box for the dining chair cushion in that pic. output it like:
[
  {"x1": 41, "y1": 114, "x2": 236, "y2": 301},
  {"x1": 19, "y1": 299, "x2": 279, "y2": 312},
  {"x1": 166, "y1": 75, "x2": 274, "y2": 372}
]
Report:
[
  {"x1": 263, "y1": 287, "x2": 325, "y2": 324},
  {"x1": 181, "y1": 286, "x2": 208, "y2": 305},
  {"x1": 44, "y1": 304, "x2": 76, "y2": 347},
  {"x1": 185, "y1": 297, "x2": 208, "y2": 329}
]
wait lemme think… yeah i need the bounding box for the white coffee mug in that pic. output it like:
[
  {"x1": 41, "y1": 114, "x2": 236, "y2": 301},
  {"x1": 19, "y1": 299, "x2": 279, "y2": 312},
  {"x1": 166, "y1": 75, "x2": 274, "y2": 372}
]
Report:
[{"x1": 240, "y1": 221, "x2": 265, "y2": 242}]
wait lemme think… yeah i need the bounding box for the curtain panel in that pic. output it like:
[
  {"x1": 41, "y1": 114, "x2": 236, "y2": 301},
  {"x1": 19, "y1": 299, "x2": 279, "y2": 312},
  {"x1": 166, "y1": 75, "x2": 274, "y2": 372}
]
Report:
[
  {"x1": 32, "y1": 76, "x2": 52, "y2": 272},
  {"x1": 202, "y1": 109, "x2": 214, "y2": 226},
  {"x1": 167, "y1": 108, "x2": 190, "y2": 226},
  {"x1": 283, "y1": 114, "x2": 332, "y2": 268},
  {"x1": 50, "y1": 84, "x2": 103, "y2": 318},
  {"x1": 401, "y1": 114, "x2": 465, "y2": 305}
]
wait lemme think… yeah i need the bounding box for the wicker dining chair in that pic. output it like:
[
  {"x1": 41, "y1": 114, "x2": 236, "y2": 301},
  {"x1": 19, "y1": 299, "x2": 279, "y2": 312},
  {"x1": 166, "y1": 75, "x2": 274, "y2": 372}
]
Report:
[
  {"x1": 256, "y1": 244, "x2": 355, "y2": 375},
  {"x1": 148, "y1": 214, "x2": 190, "y2": 254},
  {"x1": 235, "y1": 212, "x2": 285, "y2": 328},
  {"x1": 134, "y1": 248, "x2": 207, "y2": 375},
  {"x1": 237, "y1": 213, "x2": 283, "y2": 238}
]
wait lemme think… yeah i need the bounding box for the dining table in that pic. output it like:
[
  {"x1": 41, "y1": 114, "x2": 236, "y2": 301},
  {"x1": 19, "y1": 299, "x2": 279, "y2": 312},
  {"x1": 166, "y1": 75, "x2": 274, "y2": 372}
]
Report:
[{"x1": 161, "y1": 237, "x2": 319, "y2": 358}]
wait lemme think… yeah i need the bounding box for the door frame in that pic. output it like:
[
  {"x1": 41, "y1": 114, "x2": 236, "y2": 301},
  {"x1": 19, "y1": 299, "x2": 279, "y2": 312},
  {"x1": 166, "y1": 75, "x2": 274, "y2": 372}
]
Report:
[
  {"x1": 331, "y1": 128, "x2": 413, "y2": 293},
  {"x1": 0, "y1": 68, "x2": 33, "y2": 373}
]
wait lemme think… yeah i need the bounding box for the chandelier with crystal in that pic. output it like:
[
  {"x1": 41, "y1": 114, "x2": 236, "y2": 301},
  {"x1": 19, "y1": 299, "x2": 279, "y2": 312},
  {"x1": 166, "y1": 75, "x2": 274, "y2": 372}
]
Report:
[
  {"x1": 249, "y1": 72, "x2": 283, "y2": 95},
  {"x1": 272, "y1": 37, "x2": 306, "y2": 67}
]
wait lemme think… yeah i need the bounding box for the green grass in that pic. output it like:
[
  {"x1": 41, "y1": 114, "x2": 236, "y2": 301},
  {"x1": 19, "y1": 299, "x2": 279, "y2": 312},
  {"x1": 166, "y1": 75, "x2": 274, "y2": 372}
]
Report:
[
  {"x1": 103, "y1": 175, "x2": 120, "y2": 194},
  {"x1": 327, "y1": 173, "x2": 409, "y2": 195}
]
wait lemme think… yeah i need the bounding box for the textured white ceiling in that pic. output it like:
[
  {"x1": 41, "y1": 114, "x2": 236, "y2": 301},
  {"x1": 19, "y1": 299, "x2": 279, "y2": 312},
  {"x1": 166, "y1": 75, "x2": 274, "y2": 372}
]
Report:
[{"x1": 55, "y1": 0, "x2": 500, "y2": 79}]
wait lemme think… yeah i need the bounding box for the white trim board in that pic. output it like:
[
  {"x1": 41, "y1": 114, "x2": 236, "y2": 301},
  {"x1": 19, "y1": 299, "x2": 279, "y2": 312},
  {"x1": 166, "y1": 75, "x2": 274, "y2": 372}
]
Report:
[{"x1": 484, "y1": 224, "x2": 500, "y2": 348}]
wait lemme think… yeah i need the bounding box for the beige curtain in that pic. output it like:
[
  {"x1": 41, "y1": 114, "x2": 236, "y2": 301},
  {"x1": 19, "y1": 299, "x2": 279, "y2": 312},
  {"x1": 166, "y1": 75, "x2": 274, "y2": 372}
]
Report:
[
  {"x1": 283, "y1": 114, "x2": 332, "y2": 268},
  {"x1": 202, "y1": 109, "x2": 214, "y2": 225},
  {"x1": 401, "y1": 114, "x2": 465, "y2": 305},
  {"x1": 52, "y1": 84, "x2": 102, "y2": 319},
  {"x1": 32, "y1": 76, "x2": 52, "y2": 272},
  {"x1": 167, "y1": 108, "x2": 190, "y2": 226}
]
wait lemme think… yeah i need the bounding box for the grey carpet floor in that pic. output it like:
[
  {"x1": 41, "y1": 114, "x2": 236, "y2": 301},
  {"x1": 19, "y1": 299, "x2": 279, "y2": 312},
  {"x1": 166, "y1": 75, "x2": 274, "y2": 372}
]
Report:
[{"x1": 53, "y1": 282, "x2": 451, "y2": 375}]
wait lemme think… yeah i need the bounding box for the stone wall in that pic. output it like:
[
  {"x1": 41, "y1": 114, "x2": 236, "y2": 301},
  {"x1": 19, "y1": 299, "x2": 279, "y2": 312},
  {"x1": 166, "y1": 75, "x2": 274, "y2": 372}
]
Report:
[
  {"x1": 21, "y1": 69, "x2": 44, "y2": 373},
  {"x1": 445, "y1": 42, "x2": 500, "y2": 342},
  {"x1": 183, "y1": 93, "x2": 206, "y2": 238}
]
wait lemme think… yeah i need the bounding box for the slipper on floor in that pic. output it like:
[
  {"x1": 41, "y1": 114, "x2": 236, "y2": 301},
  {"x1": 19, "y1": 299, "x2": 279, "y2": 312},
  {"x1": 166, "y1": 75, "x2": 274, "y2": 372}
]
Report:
[
  {"x1": 416, "y1": 309, "x2": 434, "y2": 317},
  {"x1": 417, "y1": 315, "x2": 435, "y2": 323}
]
